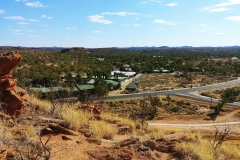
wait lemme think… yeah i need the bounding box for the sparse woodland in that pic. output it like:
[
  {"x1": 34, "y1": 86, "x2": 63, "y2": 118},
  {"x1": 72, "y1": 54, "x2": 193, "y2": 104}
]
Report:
[{"x1": 1, "y1": 47, "x2": 240, "y2": 160}]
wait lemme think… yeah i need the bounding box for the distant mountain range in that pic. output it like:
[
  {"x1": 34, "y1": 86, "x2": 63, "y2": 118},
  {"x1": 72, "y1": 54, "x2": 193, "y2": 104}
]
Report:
[
  {"x1": 120, "y1": 46, "x2": 240, "y2": 50},
  {"x1": 1, "y1": 45, "x2": 240, "y2": 53}
]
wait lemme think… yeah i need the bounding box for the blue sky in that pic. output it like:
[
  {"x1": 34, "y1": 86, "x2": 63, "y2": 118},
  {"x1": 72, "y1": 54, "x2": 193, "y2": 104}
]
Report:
[{"x1": 0, "y1": 0, "x2": 240, "y2": 48}]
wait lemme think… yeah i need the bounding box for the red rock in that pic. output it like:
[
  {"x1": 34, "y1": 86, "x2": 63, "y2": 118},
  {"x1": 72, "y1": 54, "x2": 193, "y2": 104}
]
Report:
[
  {"x1": 0, "y1": 52, "x2": 21, "y2": 77},
  {"x1": 0, "y1": 52, "x2": 28, "y2": 118}
]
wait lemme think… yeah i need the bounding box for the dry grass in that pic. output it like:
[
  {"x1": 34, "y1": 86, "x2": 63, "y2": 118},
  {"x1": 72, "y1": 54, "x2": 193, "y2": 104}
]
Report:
[
  {"x1": 59, "y1": 107, "x2": 92, "y2": 130},
  {"x1": 101, "y1": 113, "x2": 136, "y2": 134},
  {"x1": 30, "y1": 95, "x2": 92, "y2": 130},
  {"x1": 0, "y1": 122, "x2": 11, "y2": 141},
  {"x1": 89, "y1": 121, "x2": 118, "y2": 140},
  {"x1": 119, "y1": 118, "x2": 136, "y2": 134},
  {"x1": 146, "y1": 126, "x2": 179, "y2": 140},
  {"x1": 138, "y1": 73, "x2": 236, "y2": 91},
  {"x1": 176, "y1": 131, "x2": 240, "y2": 160},
  {"x1": 15, "y1": 96, "x2": 240, "y2": 159},
  {"x1": 29, "y1": 96, "x2": 52, "y2": 113}
]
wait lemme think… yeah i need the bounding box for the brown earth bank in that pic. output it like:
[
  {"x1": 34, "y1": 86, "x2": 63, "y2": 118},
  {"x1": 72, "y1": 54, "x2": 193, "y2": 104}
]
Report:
[
  {"x1": 1, "y1": 94, "x2": 240, "y2": 160},
  {"x1": 0, "y1": 52, "x2": 29, "y2": 118}
]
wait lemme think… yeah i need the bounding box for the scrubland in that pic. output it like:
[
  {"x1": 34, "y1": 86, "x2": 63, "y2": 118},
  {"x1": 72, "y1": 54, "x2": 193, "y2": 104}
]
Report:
[{"x1": 1, "y1": 95, "x2": 240, "y2": 160}]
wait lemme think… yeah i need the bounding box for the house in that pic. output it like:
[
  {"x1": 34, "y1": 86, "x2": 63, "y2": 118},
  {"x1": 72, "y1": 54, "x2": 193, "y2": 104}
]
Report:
[
  {"x1": 153, "y1": 70, "x2": 160, "y2": 73},
  {"x1": 231, "y1": 57, "x2": 238, "y2": 61},
  {"x1": 161, "y1": 69, "x2": 170, "y2": 73},
  {"x1": 111, "y1": 70, "x2": 136, "y2": 77}
]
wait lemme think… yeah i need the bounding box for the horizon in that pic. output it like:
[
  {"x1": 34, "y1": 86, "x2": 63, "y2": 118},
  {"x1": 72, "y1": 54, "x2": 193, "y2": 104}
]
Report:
[
  {"x1": 1, "y1": 0, "x2": 240, "y2": 48},
  {"x1": 1, "y1": 45, "x2": 240, "y2": 49}
]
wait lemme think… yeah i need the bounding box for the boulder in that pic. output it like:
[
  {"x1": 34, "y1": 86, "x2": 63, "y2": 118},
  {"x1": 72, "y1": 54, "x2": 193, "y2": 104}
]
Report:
[
  {"x1": 119, "y1": 137, "x2": 140, "y2": 147},
  {"x1": 0, "y1": 52, "x2": 29, "y2": 118},
  {"x1": 142, "y1": 140, "x2": 157, "y2": 151},
  {"x1": 155, "y1": 132, "x2": 186, "y2": 153},
  {"x1": 0, "y1": 52, "x2": 21, "y2": 77}
]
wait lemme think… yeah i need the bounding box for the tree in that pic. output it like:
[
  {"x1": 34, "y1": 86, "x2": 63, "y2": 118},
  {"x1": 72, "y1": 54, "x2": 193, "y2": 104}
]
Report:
[
  {"x1": 166, "y1": 95, "x2": 171, "y2": 105},
  {"x1": 209, "y1": 125, "x2": 234, "y2": 151},
  {"x1": 93, "y1": 78, "x2": 109, "y2": 100},
  {"x1": 176, "y1": 100, "x2": 184, "y2": 113},
  {"x1": 221, "y1": 88, "x2": 240, "y2": 103},
  {"x1": 75, "y1": 73, "x2": 83, "y2": 85},
  {"x1": 148, "y1": 95, "x2": 161, "y2": 115}
]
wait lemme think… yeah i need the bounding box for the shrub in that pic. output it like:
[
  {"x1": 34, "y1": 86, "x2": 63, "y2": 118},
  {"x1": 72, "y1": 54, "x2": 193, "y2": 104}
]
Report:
[
  {"x1": 119, "y1": 118, "x2": 136, "y2": 135},
  {"x1": 60, "y1": 107, "x2": 91, "y2": 130},
  {"x1": 90, "y1": 121, "x2": 118, "y2": 140},
  {"x1": 169, "y1": 105, "x2": 179, "y2": 112}
]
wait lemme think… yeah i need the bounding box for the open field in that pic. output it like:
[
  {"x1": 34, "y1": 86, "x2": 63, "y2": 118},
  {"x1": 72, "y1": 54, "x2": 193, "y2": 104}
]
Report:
[{"x1": 137, "y1": 73, "x2": 236, "y2": 92}]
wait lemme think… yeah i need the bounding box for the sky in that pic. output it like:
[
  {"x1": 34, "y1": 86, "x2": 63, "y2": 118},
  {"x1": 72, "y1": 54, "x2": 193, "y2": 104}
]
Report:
[{"x1": 0, "y1": 0, "x2": 240, "y2": 48}]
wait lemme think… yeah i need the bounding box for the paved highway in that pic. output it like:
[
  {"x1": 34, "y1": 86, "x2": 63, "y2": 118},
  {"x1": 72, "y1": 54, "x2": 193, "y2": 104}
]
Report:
[{"x1": 104, "y1": 77, "x2": 240, "y2": 107}]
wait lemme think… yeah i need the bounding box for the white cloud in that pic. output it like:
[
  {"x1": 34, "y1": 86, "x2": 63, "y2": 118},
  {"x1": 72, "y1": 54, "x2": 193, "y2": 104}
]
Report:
[
  {"x1": 200, "y1": 24, "x2": 208, "y2": 27},
  {"x1": 200, "y1": 24, "x2": 212, "y2": 29},
  {"x1": 66, "y1": 26, "x2": 78, "y2": 30},
  {"x1": 132, "y1": 24, "x2": 142, "y2": 27},
  {"x1": 9, "y1": 29, "x2": 22, "y2": 32},
  {"x1": 203, "y1": 0, "x2": 240, "y2": 12},
  {"x1": 29, "y1": 19, "x2": 38, "y2": 22},
  {"x1": 15, "y1": 0, "x2": 27, "y2": 2},
  {"x1": 150, "y1": 0, "x2": 161, "y2": 3},
  {"x1": 215, "y1": 32, "x2": 224, "y2": 35},
  {"x1": 92, "y1": 30, "x2": 101, "y2": 33},
  {"x1": 102, "y1": 12, "x2": 137, "y2": 16},
  {"x1": 11, "y1": 33, "x2": 24, "y2": 35},
  {"x1": 9, "y1": 29, "x2": 24, "y2": 35},
  {"x1": 27, "y1": 30, "x2": 35, "y2": 32},
  {"x1": 41, "y1": 15, "x2": 53, "y2": 19},
  {"x1": 193, "y1": 29, "x2": 205, "y2": 33},
  {"x1": 88, "y1": 15, "x2": 112, "y2": 24},
  {"x1": 166, "y1": 3, "x2": 178, "y2": 7},
  {"x1": 18, "y1": 22, "x2": 29, "y2": 25},
  {"x1": 4, "y1": 16, "x2": 25, "y2": 20},
  {"x1": 210, "y1": 7, "x2": 229, "y2": 12},
  {"x1": 86, "y1": 36, "x2": 94, "y2": 39},
  {"x1": 28, "y1": 35, "x2": 36, "y2": 38},
  {"x1": 142, "y1": 0, "x2": 161, "y2": 3},
  {"x1": 0, "y1": 10, "x2": 5, "y2": 14},
  {"x1": 225, "y1": 16, "x2": 240, "y2": 21},
  {"x1": 25, "y1": 2, "x2": 48, "y2": 7},
  {"x1": 203, "y1": 7, "x2": 230, "y2": 12},
  {"x1": 123, "y1": 24, "x2": 142, "y2": 27},
  {"x1": 154, "y1": 19, "x2": 176, "y2": 25},
  {"x1": 216, "y1": 0, "x2": 240, "y2": 6}
]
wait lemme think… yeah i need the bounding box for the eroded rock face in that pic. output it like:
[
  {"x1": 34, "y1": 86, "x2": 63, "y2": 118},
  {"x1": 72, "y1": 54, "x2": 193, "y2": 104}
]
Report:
[{"x1": 0, "y1": 52, "x2": 29, "y2": 118}]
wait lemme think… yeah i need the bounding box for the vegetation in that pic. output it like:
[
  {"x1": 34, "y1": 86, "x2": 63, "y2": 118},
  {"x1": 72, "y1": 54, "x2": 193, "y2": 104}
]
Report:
[
  {"x1": 12, "y1": 48, "x2": 240, "y2": 95},
  {"x1": 1, "y1": 47, "x2": 240, "y2": 159}
]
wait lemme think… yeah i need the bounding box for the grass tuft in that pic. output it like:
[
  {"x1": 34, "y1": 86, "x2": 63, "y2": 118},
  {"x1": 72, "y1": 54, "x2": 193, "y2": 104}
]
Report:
[
  {"x1": 90, "y1": 121, "x2": 118, "y2": 140},
  {"x1": 146, "y1": 126, "x2": 179, "y2": 140}
]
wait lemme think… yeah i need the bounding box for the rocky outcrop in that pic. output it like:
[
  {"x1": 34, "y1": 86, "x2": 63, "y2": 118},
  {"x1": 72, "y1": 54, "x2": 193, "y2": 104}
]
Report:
[
  {"x1": 61, "y1": 47, "x2": 90, "y2": 54},
  {"x1": 0, "y1": 52, "x2": 29, "y2": 118},
  {"x1": 155, "y1": 132, "x2": 186, "y2": 153}
]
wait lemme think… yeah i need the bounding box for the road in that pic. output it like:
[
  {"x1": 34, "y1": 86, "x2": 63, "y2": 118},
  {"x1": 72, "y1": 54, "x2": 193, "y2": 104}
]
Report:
[
  {"x1": 104, "y1": 77, "x2": 240, "y2": 107},
  {"x1": 125, "y1": 73, "x2": 147, "y2": 89},
  {"x1": 148, "y1": 121, "x2": 240, "y2": 127}
]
